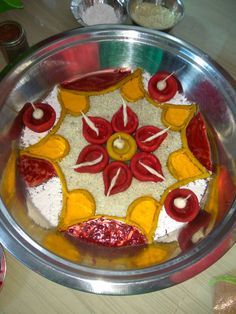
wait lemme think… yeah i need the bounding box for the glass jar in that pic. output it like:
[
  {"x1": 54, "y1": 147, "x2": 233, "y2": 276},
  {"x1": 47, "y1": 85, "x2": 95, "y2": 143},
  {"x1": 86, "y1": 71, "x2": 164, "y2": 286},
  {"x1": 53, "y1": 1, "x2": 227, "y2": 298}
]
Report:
[{"x1": 0, "y1": 20, "x2": 29, "y2": 63}]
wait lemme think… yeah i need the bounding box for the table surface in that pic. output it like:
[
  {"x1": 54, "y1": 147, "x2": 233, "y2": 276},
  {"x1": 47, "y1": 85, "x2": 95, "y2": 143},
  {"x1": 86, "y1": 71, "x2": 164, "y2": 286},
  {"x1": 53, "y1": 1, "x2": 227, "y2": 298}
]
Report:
[{"x1": 0, "y1": 0, "x2": 236, "y2": 313}]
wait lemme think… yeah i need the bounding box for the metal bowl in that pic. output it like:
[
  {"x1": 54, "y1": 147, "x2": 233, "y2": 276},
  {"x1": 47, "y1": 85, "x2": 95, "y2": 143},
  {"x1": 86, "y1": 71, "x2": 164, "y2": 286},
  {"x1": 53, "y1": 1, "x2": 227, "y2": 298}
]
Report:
[
  {"x1": 127, "y1": 0, "x2": 184, "y2": 31},
  {"x1": 71, "y1": 0, "x2": 128, "y2": 26},
  {"x1": 0, "y1": 25, "x2": 236, "y2": 295}
]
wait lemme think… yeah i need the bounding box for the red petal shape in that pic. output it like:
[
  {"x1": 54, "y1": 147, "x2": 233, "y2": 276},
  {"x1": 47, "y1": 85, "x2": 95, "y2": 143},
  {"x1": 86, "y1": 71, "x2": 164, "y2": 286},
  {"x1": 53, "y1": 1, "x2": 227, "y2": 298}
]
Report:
[
  {"x1": 148, "y1": 71, "x2": 179, "y2": 102},
  {"x1": 103, "y1": 161, "x2": 132, "y2": 196},
  {"x1": 60, "y1": 68, "x2": 131, "y2": 92},
  {"x1": 130, "y1": 152, "x2": 164, "y2": 182},
  {"x1": 67, "y1": 217, "x2": 147, "y2": 247},
  {"x1": 74, "y1": 144, "x2": 109, "y2": 173},
  {"x1": 23, "y1": 102, "x2": 56, "y2": 133},
  {"x1": 111, "y1": 105, "x2": 138, "y2": 134},
  {"x1": 82, "y1": 116, "x2": 113, "y2": 144},
  {"x1": 186, "y1": 112, "x2": 213, "y2": 172},
  {"x1": 135, "y1": 125, "x2": 168, "y2": 152},
  {"x1": 18, "y1": 155, "x2": 57, "y2": 187},
  {"x1": 177, "y1": 210, "x2": 211, "y2": 251},
  {"x1": 164, "y1": 188, "x2": 200, "y2": 222}
]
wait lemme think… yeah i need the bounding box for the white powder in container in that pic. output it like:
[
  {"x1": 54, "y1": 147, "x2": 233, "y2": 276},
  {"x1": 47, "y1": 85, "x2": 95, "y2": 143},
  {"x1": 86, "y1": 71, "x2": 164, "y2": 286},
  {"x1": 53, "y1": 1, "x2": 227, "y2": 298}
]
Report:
[{"x1": 81, "y1": 3, "x2": 120, "y2": 25}]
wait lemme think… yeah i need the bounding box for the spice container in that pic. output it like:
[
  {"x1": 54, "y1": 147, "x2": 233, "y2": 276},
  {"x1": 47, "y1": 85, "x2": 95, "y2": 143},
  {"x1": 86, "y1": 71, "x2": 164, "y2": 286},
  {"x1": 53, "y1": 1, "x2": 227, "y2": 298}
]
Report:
[
  {"x1": 0, "y1": 20, "x2": 29, "y2": 63},
  {"x1": 70, "y1": 0, "x2": 128, "y2": 26},
  {"x1": 127, "y1": 0, "x2": 184, "y2": 31}
]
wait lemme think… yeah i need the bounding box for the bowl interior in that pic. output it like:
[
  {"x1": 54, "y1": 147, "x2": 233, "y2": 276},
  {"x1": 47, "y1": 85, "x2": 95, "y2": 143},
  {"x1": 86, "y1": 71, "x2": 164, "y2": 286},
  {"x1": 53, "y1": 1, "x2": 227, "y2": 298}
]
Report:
[
  {"x1": 127, "y1": 0, "x2": 184, "y2": 30},
  {"x1": 71, "y1": 0, "x2": 128, "y2": 26},
  {"x1": 0, "y1": 26, "x2": 235, "y2": 294}
]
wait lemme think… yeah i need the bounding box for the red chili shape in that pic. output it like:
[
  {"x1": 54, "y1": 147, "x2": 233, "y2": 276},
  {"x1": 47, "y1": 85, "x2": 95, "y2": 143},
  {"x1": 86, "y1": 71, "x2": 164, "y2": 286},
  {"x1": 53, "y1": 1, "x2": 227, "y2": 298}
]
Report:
[
  {"x1": 67, "y1": 217, "x2": 147, "y2": 247},
  {"x1": 148, "y1": 71, "x2": 179, "y2": 102},
  {"x1": 111, "y1": 105, "x2": 139, "y2": 134},
  {"x1": 23, "y1": 102, "x2": 56, "y2": 133},
  {"x1": 74, "y1": 145, "x2": 109, "y2": 173},
  {"x1": 18, "y1": 155, "x2": 57, "y2": 187},
  {"x1": 177, "y1": 210, "x2": 211, "y2": 251},
  {"x1": 82, "y1": 116, "x2": 113, "y2": 144},
  {"x1": 130, "y1": 152, "x2": 164, "y2": 182},
  {"x1": 135, "y1": 125, "x2": 168, "y2": 152},
  {"x1": 103, "y1": 161, "x2": 132, "y2": 196},
  {"x1": 60, "y1": 68, "x2": 131, "y2": 92},
  {"x1": 186, "y1": 112, "x2": 213, "y2": 172},
  {"x1": 164, "y1": 188, "x2": 200, "y2": 222}
]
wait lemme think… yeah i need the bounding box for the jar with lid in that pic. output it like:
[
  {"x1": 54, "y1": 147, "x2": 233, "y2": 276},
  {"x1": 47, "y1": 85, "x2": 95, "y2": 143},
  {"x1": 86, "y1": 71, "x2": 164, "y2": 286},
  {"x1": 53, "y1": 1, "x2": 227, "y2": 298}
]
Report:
[{"x1": 0, "y1": 20, "x2": 29, "y2": 63}]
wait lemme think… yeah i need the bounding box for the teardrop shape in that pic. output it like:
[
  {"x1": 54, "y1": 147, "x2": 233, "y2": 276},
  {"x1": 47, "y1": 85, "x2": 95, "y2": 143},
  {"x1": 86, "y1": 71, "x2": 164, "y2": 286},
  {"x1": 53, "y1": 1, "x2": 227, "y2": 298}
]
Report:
[
  {"x1": 135, "y1": 125, "x2": 168, "y2": 152},
  {"x1": 148, "y1": 71, "x2": 179, "y2": 103},
  {"x1": 74, "y1": 145, "x2": 109, "y2": 173},
  {"x1": 23, "y1": 102, "x2": 56, "y2": 133},
  {"x1": 130, "y1": 152, "x2": 164, "y2": 182},
  {"x1": 82, "y1": 116, "x2": 113, "y2": 144},
  {"x1": 111, "y1": 105, "x2": 138, "y2": 134},
  {"x1": 103, "y1": 161, "x2": 132, "y2": 196},
  {"x1": 164, "y1": 188, "x2": 200, "y2": 222}
]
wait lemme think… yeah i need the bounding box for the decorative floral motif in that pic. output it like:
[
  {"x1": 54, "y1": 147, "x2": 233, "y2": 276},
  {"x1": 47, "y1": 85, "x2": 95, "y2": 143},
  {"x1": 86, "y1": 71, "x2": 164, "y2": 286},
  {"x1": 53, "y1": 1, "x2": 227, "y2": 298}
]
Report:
[{"x1": 74, "y1": 103, "x2": 168, "y2": 196}]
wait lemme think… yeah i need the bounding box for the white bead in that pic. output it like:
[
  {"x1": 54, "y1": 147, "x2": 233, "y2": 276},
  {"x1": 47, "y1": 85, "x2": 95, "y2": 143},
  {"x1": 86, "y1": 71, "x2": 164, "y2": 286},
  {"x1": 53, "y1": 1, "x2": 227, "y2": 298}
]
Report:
[
  {"x1": 173, "y1": 197, "x2": 187, "y2": 209},
  {"x1": 156, "y1": 80, "x2": 167, "y2": 91},
  {"x1": 113, "y1": 137, "x2": 125, "y2": 149},
  {"x1": 32, "y1": 108, "x2": 44, "y2": 119}
]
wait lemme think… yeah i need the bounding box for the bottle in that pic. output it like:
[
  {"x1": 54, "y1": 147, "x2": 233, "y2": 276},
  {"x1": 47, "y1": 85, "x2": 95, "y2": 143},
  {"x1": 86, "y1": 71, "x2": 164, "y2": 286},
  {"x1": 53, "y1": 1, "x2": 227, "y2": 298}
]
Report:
[{"x1": 0, "y1": 20, "x2": 29, "y2": 63}]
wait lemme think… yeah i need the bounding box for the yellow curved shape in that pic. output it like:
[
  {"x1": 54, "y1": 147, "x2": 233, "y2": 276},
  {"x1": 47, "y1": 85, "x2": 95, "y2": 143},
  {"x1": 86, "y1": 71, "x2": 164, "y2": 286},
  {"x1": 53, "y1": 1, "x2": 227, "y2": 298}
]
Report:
[
  {"x1": 126, "y1": 197, "x2": 160, "y2": 238},
  {"x1": 24, "y1": 134, "x2": 70, "y2": 161},
  {"x1": 129, "y1": 242, "x2": 178, "y2": 268},
  {"x1": 43, "y1": 232, "x2": 80, "y2": 262},
  {"x1": 58, "y1": 88, "x2": 89, "y2": 116},
  {"x1": 0, "y1": 149, "x2": 17, "y2": 205},
  {"x1": 162, "y1": 105, "x2": 196, "y2": 130},
  {"x1": 168, "y1": 148, "x2": 207, "y2": 181},
  {"x1": 120, "y1": 69, "x2": 145, "y2": 102},
  {"x1": 58, "y1": 189, "x2": 96, "y2": 231}
]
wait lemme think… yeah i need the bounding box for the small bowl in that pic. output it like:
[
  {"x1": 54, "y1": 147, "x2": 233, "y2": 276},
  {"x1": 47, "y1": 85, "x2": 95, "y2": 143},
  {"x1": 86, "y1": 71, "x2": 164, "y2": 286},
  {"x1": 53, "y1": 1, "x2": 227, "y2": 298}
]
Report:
[
  {"x1": 71, "y1": 0, "x2": 128, "y2": 26},
  {"x1": 127, "y1": 0, "x2": 184, "y2": 31}
]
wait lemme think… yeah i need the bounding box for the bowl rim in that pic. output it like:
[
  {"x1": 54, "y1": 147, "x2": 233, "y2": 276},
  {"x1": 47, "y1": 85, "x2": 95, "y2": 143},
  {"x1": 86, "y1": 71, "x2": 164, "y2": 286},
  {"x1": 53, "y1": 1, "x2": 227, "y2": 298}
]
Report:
[{"x1": 0, "y1": 24, "x2": 236, "y2": 295}]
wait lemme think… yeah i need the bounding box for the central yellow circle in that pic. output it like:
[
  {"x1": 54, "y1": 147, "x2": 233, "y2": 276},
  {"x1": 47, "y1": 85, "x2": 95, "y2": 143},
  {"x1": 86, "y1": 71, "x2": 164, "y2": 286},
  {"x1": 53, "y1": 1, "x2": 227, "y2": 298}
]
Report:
[{"x1": 106, "y1": 132, "x2": 137, "y2": 161}]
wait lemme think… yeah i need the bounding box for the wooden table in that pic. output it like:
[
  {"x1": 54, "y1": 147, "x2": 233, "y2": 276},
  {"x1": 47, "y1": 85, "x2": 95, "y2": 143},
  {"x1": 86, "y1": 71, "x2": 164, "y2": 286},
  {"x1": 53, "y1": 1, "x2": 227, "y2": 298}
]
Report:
[{"x1": 0, "y1": 0, "x2": 236, "y2": 313}]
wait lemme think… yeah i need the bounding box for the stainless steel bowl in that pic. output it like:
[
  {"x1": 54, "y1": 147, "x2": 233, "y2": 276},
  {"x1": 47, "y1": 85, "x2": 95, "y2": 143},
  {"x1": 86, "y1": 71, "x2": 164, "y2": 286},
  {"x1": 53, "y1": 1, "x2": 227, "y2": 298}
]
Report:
[
  {"x1": 71, "y1": 0, "x2": 128, "y2": 26},
  {"x1": 0, "y1": 25, "x2": 236, "y2": 295},
  {"x1": 127, "y1": 0, "x2": 184, "y2": 30}
]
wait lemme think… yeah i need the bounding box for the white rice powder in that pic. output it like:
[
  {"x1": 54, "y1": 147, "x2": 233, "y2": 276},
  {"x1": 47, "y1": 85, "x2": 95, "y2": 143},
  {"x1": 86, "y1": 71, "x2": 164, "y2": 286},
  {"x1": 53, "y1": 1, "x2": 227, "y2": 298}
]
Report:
[
  {"x1": 57, "y1": 90, "x2": 181, "y2": 217},
  {"x1": 20, "y1": 73, "x2": 210, "y2": 243},
  {"x1": 26, "y1": 177, "x2": 63, "y2": 228}
]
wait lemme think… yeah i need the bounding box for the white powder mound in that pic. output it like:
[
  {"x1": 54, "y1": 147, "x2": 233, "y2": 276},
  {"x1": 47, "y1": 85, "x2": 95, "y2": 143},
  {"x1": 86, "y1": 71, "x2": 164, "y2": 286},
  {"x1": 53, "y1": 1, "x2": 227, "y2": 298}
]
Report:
[
  {"x1": 154, "y1": 179, "x2": 208, "y2": 242},
  {"x1": 20, "y1": 86, "x2": 61, "y2": 148},
  {"x1": 26, "y1": 177, "x2": 63, "y2": 228},
  {"x1": 58, "y1": 90, "x2": 182, "y2": 217},
  {"x1": 81, "y1": 3, "x2": 119, "y2": 25}
]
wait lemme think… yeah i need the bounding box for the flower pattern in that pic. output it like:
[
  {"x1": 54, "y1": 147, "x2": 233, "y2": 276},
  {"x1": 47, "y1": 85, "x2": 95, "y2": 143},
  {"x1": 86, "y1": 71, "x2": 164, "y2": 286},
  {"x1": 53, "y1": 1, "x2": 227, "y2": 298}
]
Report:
[{"x1": 74, "y1": 103, "x2": 168, "y2": 196}]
